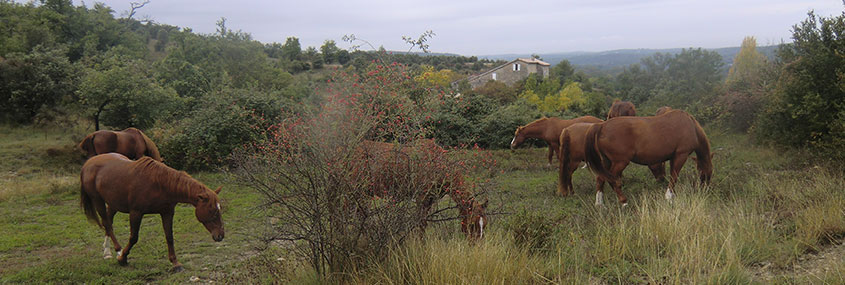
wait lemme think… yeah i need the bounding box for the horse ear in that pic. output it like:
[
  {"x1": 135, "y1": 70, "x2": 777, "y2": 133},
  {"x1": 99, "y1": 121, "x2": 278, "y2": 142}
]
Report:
[{"x1": 214, "y1": 186, "x2": 222, "y2": 194}]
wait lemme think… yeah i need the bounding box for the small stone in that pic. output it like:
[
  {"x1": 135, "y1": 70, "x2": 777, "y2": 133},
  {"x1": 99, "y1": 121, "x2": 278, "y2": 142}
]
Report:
[{"x1": 190, "y1": 276, "x2": 200, "y2": 282}]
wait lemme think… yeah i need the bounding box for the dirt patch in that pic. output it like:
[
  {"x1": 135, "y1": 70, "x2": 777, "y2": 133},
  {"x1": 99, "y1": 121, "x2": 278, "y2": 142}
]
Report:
[{"x1": 752, "y1": 239, "x2": 845, "y2": 282}]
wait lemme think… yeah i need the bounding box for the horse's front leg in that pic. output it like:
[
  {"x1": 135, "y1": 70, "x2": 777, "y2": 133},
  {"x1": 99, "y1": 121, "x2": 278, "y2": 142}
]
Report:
[
  {"x1": 161, "y1": 210, "x2": 183, "y2": 272},
  {"x1": 117, "y1": 210, "x2": 143, "y2": 266}
]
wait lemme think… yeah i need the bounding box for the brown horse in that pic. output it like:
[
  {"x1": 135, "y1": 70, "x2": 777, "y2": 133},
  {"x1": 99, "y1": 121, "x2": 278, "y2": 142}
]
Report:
[
  {"x1": 557, "y1": 123, "x2": 666, "y2": 203},
  {"x1": 357, "y1": 140, "x2": 487, "y2": 239},
  {"x1": 607, "y1": 100, "x2": 636, "y2": 119},
  {"x1": 80, "y1": 153, "x2": 223, "y2": 272},
  {"x1": 78, "y1": 127, "x2": 162, "y2": 161},
  {"x1": 584, "y1": 110, "x2": 713, "y2": 205},
  {"x1": 510, "y1": 116, "x2": 603, "y2": 166}
]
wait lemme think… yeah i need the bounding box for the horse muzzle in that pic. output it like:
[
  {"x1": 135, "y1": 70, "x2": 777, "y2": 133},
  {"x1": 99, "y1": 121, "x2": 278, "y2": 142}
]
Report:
[{"x1": 212, "y1": 230, "x2": 224, "y2": 242}]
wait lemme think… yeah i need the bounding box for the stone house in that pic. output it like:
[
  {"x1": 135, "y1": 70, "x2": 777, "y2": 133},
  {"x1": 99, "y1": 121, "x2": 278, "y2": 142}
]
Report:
[{"x1": 453, "y1": 58, "x2": 551, "y2": 89}]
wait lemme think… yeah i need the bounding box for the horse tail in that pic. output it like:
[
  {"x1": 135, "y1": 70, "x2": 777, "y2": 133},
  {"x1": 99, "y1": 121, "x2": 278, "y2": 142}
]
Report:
[
  {"x1": 80, "y1": 176, "x2": 102, "y2": 228},
  {"x1": 691, "y1": 116, "x2": 713, "y2": 185},
  {"x1": 140, "y1": 131, "x2": 162, "y2": 162},
  {"x1": 584, "y1": 123, "x2": 614, "y2": 181},
  {"x1": 78, "y1": 133, "x2": 95, "y2": 158},
  {"x1": 557, "y1": 128, "x2": 572, "y2": 195}
]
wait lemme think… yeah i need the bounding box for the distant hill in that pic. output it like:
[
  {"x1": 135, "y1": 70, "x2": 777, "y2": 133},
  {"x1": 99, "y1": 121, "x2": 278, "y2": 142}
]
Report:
[{"x1": 479, "y1": 45, "x2": 780, "y2": 71}]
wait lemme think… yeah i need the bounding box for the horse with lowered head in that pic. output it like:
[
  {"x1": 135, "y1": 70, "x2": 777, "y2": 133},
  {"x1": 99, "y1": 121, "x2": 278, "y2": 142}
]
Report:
[
  {"x1": 584, "y1": 109, "x2": 713, "y2": 206},
  {"x1": 80, "y1": 153, "x2": 223, "y2": 272},
  {"x1": 510, "y1": 116, "x2": 603, "y2": 166},
  {"x1": 607, "y1": 100, "x2": 636, "y2": 119},
  {"x1": 78, "y1": 127, "x2": 161, "y2": 161},
  {"x1": 357, "y1": 140, "x2": 487, "y2": 240}
]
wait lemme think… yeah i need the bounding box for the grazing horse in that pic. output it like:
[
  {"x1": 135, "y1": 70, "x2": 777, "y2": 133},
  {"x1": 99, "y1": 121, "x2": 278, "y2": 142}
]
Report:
[
  {"x1": 557, "y1": 123, "x2": 666, "y2": 202},
  {"x1": 78, "y1": 127, "x2": 162, "y2": 161},
  {"x1": 510, "y1": 116, "x2": 603, "y2": 166},
  {"x1": 80, "y1": 153, "x2": 224, "y2": 272},
  {"x1": 607, "y1": 100, "x2": 636, "y2": 119},
  {"x1": 357, "y1": 140, "x2": 487, "y2": 239},
  {"x1": 557, "y1": 123, "x2": 604, "y2": 197},
  {"x1": 584, "y1": 110, "x2": 713, "y2": 205}
]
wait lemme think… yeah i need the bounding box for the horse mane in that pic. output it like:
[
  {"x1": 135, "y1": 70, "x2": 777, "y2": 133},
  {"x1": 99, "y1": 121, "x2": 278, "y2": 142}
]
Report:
[{"x1": 130, "y1": 157, "x2": 206, "y2": 199}]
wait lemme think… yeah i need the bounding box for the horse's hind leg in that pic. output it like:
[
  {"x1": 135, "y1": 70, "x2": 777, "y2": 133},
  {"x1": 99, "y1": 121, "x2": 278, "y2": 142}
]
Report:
[
  {"x1": 666, "y1": 153, "x2": 690, "y2": 200},
  {"x1": 594, "y1": 176, "x2": 605, "y2": 206},
  {"x1": 105, "y1": 206, "x2": 122, "y2": 255},
  {"x1": 93, "y1": 201, "x2": 121, "y2": 259},
  {"x1": 609, "y1": 161, "x2": 630, "y2": 206},
  {"x1": 117, "y1": 210, "x2": 143, "y2": 266}
]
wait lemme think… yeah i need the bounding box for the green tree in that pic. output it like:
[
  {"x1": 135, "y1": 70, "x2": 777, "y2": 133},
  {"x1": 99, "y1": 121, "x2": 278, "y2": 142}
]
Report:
[
  {"x1": 0, "y1": 45, "x2": 78, "y2": 123},
  {"x1": 755, "y1": 10, "x2": 845, "y2": 158},
  {"x1": 77, "y1": 49, "x2": 179, "y2": 130},
  {"x1": 320, "y1": 40, "x2": 340, "y2": 64},
  {"x1": 551, "y1": 59, "x2": 574, "y2": 83},
  {"x1": 281, "y1": 36, "x2": 301, "y2": 60}
]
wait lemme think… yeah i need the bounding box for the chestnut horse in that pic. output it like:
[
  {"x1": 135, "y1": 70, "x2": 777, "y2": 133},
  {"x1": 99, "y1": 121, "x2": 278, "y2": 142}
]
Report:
[
  {"x1": 80, "y1": 153, "x2": 223, "y2": 272},
  {"x1": 78, "y1": 127, "x2": 162, "y2": 161},
  {"x1": 607, "y1": 100, "x2": 636, "y2": 119},
  {"x1": 510, "y1": 116, "x2": 603, "y2": 166},
  {"x1": 357, "y1": 140, "x2": 487, "y2": 239},
  {"x1": 584, "y1": 110, "x2": 713, "y2": 205},
  {"x1": 557, "y1": 123, "x2": 666, "y2": 202}
]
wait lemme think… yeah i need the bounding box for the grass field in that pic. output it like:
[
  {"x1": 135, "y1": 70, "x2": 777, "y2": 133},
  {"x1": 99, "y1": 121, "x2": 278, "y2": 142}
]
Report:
[{"x1": 1, "y1": 125, "x2": 844, "y2": 284}]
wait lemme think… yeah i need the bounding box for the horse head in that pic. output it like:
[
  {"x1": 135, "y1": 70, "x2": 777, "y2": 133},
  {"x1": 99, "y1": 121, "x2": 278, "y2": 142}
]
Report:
[
  {"x1": 510, "y1": 126, "x2": 526, "y2": 150},
  {"x1": 459, "y1": 198, "x2": 488, "y2": 240},
  {"x1": 195, "y1": 186, "x2": 225, "y2": 242}
]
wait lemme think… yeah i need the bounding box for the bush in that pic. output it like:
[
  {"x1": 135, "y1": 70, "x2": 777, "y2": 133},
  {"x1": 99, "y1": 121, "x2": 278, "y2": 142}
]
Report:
[
  {"x1": 0, "y1": 45, "x2": 78, "y2": 124},
  {"x1": 154, "y1": 87, "x2": 289, "y2": 170},
  {"x1": 230, "y1": 62, "x2": 494, "y2": 278}
]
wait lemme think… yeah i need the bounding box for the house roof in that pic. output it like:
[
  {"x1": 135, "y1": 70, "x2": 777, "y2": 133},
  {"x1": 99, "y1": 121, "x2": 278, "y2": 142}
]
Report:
[{"x1": 515, "y1": 58, "x2": 551, "y2": 66}]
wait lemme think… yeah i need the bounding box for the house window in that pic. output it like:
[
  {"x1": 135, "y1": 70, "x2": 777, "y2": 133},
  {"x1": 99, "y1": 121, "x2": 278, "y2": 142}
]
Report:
[
  {"x1": 492, "y1": 72, "x2": 497, "y2": 80},
  {"x1": 513, "y1": 63, "x2": 521, "y2": 71}
]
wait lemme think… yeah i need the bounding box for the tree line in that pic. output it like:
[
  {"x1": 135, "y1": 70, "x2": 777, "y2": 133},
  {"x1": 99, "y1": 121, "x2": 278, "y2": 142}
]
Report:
[{"x1": 2, "y1": 0, "x2": 843, "y2": 169}]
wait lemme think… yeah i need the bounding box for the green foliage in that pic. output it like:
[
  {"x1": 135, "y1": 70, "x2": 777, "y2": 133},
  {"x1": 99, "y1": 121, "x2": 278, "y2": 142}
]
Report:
[
  {"x1": 77, "y1": 47, "x2": 180, "y2": 130},
  {"x1": 281, "y1": 36, "x2": 301, "y2": 60},
  {"x1": 477, "y1": 101, "x2": 541, "y2": 149},
  {"x1": 0, "y1": 45, "x2": 78, "y2": 123},
  {"x1": 155, "y1": 88, "x2": 289, "y2": 170},
  {"x1": 550, "y1": 59, "x2": 575, "y2": 83},
  {"x1": 474, "y1": 80, "x2": 517, "y2": 103},
  {"x1": 754, "y1": 10, "x2": 845, "y2": 160},
  {"x1": 428, "y1": 93, "x2": 497, "y2": 147}
]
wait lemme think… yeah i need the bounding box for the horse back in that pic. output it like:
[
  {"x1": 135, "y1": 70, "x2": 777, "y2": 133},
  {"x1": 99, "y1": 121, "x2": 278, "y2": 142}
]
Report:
[{"x1": 599, "y1": 111, "x2": 700, "y2": 164}]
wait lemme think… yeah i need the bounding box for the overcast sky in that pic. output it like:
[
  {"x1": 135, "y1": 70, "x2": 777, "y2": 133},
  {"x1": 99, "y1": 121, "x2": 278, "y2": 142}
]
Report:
[{"x1": 75, "y1": 0, "x2": 843, "y2": 56}]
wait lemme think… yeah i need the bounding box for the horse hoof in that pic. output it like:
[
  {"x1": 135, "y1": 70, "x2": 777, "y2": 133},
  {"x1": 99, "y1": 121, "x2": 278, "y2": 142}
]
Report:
[
  {"x1": 117, "y1": 259, "x2": 128, "y2": 266},
  {"x1": 172, "y1": 265, "x2": 184, "y2": 273},
  {"x1": 103, "y1": 254, "x2": 112, "y2": 259}
]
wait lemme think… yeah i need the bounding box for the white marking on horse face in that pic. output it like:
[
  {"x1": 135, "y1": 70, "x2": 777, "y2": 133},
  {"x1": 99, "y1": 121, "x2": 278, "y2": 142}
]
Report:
[
  {"x1": 595, "y1": 192, "x2": 604, "y2": 206},
  {"x1": 510, "y1": 137, "x2": 516, "y2": 146},
  {"x1": 478, "y1": 217, "x2": 485, "y2": 239},
  {"x1": 217, "y1": 203, "x2": 221, "y2": 211},
  {"x1": 665, "y1": 187, "x2": 674, "y2": 200}
]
